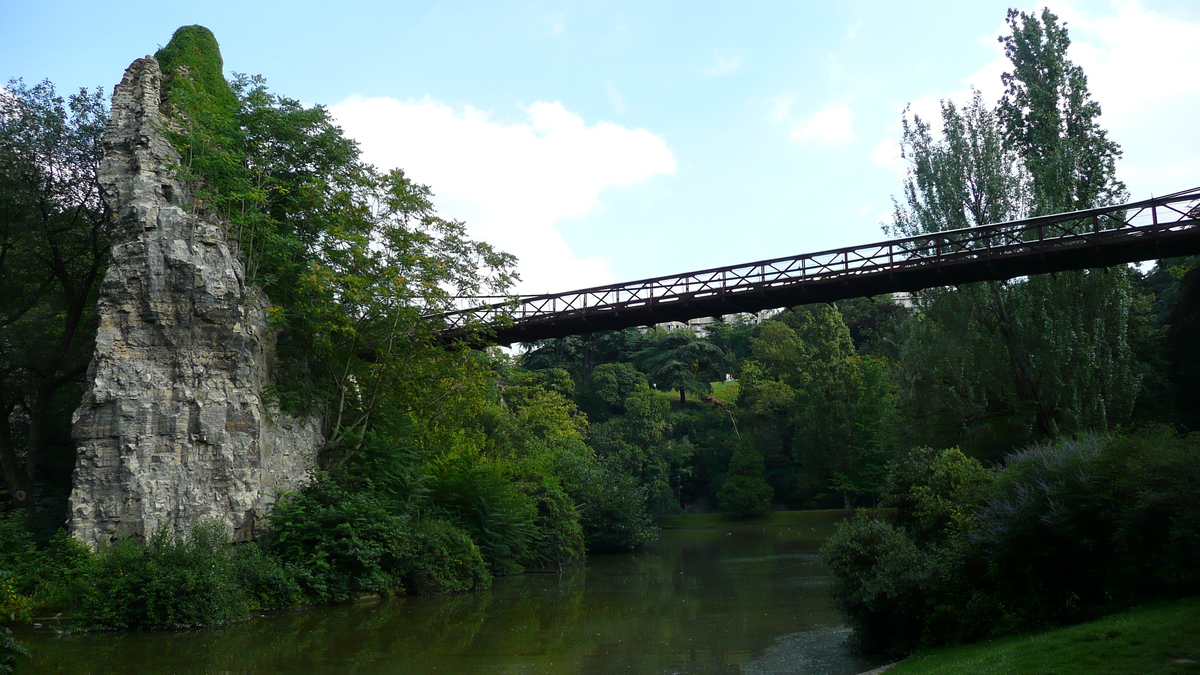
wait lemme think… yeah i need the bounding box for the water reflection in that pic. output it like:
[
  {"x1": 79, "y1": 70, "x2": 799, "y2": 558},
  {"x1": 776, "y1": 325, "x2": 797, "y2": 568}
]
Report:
[{"x1": 18, "y1": 524, "x2": 884, "y2": 674}]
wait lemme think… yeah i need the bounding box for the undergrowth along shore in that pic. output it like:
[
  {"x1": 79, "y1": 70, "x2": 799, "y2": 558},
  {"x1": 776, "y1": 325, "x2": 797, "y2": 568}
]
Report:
[
  {"x1": 657, "y1": 509, "x2": 850, "y2": 529},
  {"x1": 888, "y1": 596, "x2": 1200, "y2": 674}
]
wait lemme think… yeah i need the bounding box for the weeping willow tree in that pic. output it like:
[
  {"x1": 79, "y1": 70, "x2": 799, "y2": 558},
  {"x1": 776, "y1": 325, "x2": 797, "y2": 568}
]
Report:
[{"x1": 891, "y1": 9, "x2": 1146, "y2": 458}]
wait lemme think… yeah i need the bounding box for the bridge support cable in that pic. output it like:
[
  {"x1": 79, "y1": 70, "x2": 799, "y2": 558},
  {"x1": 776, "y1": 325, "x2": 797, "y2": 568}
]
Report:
[{"x1": 434, "y1": 188, "x2": 1200, "y2": 345}]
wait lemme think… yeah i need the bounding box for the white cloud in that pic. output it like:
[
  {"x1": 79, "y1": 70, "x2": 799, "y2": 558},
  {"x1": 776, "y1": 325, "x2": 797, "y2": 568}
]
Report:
[
  {"x1": 331, "y1": 96, "x2": 676, "y2": 294},
  {"x1": 1046, "y1": 0, "x2": 1200, "y2": 199},
  {"x1": 703, "y1": 51, "x2": 742, "y2": 77},
  {"x1": 790, "y1": 105, "x2": 856, "y2": 146}
]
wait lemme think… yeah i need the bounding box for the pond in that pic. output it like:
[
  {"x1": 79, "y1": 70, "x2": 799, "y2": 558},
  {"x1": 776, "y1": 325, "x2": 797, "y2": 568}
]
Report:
[{"x1": 17, "y1": 523, "x2": 886, "y2": 674}]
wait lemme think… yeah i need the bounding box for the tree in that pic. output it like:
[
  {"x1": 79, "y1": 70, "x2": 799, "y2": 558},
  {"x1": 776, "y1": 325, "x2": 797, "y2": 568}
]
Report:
[
  {"x1": 739, "y1": 306, "x2": 896, "y2": 511},
  {"x1": 998, "y1": 8, "x2": 1125, "y2": 215},
  {"x1": 635, "y1": 328, "x2": 730, "y2": 403},
  {"x1": 890, "y1": 13, "x2": 1143, "y2": 455},
  {"x1": 153, "y1": 27, "x2": 517, "y2": 466},
  {"x1": 0, "y1": 80, "x2": 108, "y2": 513},
  {"x1": 717, "y1": 442, "x2": 773, "y2": 517}
]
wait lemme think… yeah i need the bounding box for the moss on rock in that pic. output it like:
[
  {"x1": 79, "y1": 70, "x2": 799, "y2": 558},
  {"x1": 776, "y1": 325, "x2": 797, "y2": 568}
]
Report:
[{"x1": 154, "y1": 25, "x2": 238, "y2": 119}]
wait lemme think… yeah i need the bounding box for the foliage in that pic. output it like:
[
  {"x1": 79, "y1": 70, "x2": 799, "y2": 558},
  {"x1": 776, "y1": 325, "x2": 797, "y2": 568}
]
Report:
[
  {"x1": 561, "y1": 454, "x2": 658, "y2": 553},
  {"x1": 739, "y1": 306, "x2": 897, "y2": 510},
  {"x1": 65, "y1": 524, "x2": 249, "y2": 630},
  {"x1": 717, "y1": 443, "x2": 773, "y2": 517},
  {"x1": 427, "y1": 456, "x2": 534, "y2": 576},
  {"x1": 0, "y1": 78, "x2": 108, "y2": 513},
  {"x1": 0, "y1": 623, "x2": 29, "y2": 675},
  {"x1": 822, "y1": 515, "x2": 934, "y2": 655},
  {"x1": 883, "y1": 447, "x2": 993, "y2": 543},
  {"x1": 998, "y1": 9, "x2": 1125, "y2": 214},
  {"x1": 269, "y1": 474, "x2": 491, "y2": 600},
  {"x1": 836, "y1": 296, "x2": 912, "y2": 362},
  {"x1": 823, "y1": 429, "x2": 1200, "y2": 656},
  {"x1": 634, "y1": 328, "x2": 730, "y2": 403},
  {"x1": 889, "y1": 11, "x2": 1142, "y2": 459}
]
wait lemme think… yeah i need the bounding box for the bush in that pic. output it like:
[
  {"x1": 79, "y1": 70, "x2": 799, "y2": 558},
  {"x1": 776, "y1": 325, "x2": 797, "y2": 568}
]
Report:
[
  {"x1": 388, "y1": 518, "x2": 491, "y2": 594},
  {"x1": 823, "y1": 430, "x2": 1200, "y2": 656},
  {"x1": 517, "y1": 480, "x2": 585, "y2": 570},
  {"x1": 231, "y1": 543, "x2": 303, "y2": 610},
  {"x1": 427, "y1": 458, "x2": 533, "y2": 575},
  {"x1": 270, "y1": 474, "x2": 491, "y2": 600},
  {"x1": 821, "y1": 516, "x2": 933, "y2": 655},
  {"x1": 558, "y1": 452, "x2": 658, "y2": 553},
  {"x1": 0, "y1": 625, "x2": 29, "y2": 675},
  {"x1": 65, "y1": 524, "x2": 249, "y2": 630}
]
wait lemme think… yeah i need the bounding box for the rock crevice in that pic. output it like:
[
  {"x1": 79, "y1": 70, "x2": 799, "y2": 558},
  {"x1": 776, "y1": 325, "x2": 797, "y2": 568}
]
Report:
[{"x1": 69, "y1": 56, "x2": 320, "y2": 547}]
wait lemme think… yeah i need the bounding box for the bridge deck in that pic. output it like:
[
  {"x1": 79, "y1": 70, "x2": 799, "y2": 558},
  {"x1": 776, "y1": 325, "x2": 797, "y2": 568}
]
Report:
[{"x1": 437, "y1": 188, "x2": 1200, "y2": 345}]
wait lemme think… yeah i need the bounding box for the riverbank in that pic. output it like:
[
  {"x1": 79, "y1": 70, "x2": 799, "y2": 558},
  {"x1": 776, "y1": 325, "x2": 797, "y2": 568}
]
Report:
[
  {"x1": 888, "y1": 596, "x2": 1200, "y2": 674},
  {"x1": 658, "y1": 508, "x2": 882, "y2": 529},
  {"x1": 13, "y1": 525, "x2": 883, "y2": 674}
]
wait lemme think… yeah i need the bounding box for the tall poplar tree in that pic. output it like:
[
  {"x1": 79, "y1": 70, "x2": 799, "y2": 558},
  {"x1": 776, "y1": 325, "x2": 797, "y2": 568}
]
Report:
[{"x1": 892, "y1": 9, "x2": 1143, "y2": 456}]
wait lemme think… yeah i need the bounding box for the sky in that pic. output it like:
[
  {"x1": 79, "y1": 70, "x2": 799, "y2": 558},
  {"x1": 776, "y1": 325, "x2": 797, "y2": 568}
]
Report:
[{"x1": 3, "y1": 0, "x2": 1198, "y2": 294}]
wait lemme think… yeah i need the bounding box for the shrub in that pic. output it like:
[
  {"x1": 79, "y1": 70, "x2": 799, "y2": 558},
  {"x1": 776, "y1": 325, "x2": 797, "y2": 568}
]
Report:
[
  {"x1": 0, "y1": 514, "x2": 38, "y2": 597},
  {"x1": 972, "y1": 436, "x2": 1113, "y2": 626},
  {"x1": 821, "y1": 516, "x2": 933, "y2": 655},
  {"x1": 824, "y1": 430, "x2": 1200, "y2": 656},
  {"x1": 427, "y1": 458, "x2": 534, "y2": 575},
  {"x1": 516, "y1": 480, "x2": 585, "y2": 570},
  {"x1": 388, "y1": 518, "x2": 491, "y2": 595},
  {"x1": 231, "y1": 543, "x2": 303, "y2": 610},
  {"x1": 558, "y1": 452, "x2": 658, "y2": 553},
  {"x1": 0, "y1": 625, "x2": 29, "y2": 675},
  {"x1": 69, "y1": 524, "x2": 249, "y2": 630},
  {"x1": 270, "y1": 473, "x2": 491, "y2": 600}
]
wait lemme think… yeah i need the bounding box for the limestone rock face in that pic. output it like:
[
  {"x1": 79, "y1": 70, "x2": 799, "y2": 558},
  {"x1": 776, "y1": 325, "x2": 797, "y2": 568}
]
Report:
[{"x1": 69, "y1": 56, "x2": 321, "y2": 547}]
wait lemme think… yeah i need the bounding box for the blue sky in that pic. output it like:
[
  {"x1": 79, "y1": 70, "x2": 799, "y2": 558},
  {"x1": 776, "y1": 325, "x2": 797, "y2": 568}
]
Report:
[{"x1": 4, "y1": 1, "x2": 1199, "y2": 293}]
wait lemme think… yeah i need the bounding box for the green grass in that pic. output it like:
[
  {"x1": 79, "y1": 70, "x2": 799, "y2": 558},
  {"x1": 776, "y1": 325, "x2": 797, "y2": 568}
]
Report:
[
  {"x1": 890, "y1": 597, "x2": 1200, "y2": 674},
  {"x1": 657, "y1": 509, "x2": 851, "y2": 529},
  {"x1": 654, "y1": 380, "x2": 740, "y2": 409},
  {"x1": 709, "y1": 379, "x2": 739, "y2": 402}
]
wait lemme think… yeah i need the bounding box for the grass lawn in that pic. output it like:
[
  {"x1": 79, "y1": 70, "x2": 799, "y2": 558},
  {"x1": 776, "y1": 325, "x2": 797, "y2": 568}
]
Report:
[
  {"x1": 890, "y1": 597, "x2": 1200, "y2": 674},
  {"x1": 657, "y1": 509, "x2": 851, "y2": 529},
  {"x1": 709, "y1": 379, "x2": 739, "y2": 402},
  {"x1": 654, "y1": 380, "x2": 740, "y2": 409}
]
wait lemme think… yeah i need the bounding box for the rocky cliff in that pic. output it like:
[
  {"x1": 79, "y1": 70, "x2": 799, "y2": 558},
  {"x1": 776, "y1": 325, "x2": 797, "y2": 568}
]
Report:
[{"x1": 69, "y1": 56, "x2": 320, "y2": 547}]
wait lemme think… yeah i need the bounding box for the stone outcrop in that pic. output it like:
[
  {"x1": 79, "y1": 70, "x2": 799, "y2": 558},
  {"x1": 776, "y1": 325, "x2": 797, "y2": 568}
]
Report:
[{"x1": 69, "y1": 56, "x2": 321, "y2": 547}]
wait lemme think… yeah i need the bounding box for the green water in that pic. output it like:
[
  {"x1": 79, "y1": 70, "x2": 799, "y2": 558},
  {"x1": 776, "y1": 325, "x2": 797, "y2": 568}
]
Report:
[{"x1": 17, "y1": 524, "x2": 885, "y2": 674}]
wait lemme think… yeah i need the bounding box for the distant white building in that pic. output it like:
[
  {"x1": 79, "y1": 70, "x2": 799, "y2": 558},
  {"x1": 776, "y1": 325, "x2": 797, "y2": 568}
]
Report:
[{"x1": 655, "y1": 308, "x2": 780, "y2": 336}]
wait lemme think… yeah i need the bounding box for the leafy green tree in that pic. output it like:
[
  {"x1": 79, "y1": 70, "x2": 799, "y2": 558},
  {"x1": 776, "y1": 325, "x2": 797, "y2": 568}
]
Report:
[
  {"x1": 890, "y1": 17, "x2": 1143, "y2": 454},
  {"x1": 0, "y1": 79, "x2": 108, "y2": 513},
  {"x1": 153, "y1": 27, "x2": 516, "y2": 468},
  {"x1": 635, "y1": 328, "x2": 730, "y2": 403},
  {"x1": 998, "y1": 8, "x2": 1125, "y2": 215},
  {"x1": 717, "y1": 442, "x2": 773, "y2": 517},
  {"x1": 739, "y1": 306, "x2": 896, "y2": 511},
  {"x1": 521, "y1": 329, "x2": 645, "y2": 387}
]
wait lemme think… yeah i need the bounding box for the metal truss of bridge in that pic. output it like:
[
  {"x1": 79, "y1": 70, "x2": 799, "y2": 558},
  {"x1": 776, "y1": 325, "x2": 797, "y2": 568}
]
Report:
[{"x1": 437, "y1": 187, "x2": 1200, "y2": 346}]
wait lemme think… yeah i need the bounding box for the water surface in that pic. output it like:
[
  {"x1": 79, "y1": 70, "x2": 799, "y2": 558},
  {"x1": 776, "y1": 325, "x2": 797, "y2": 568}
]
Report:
[{"x1": 19, "y1": 524, "x2": 884, "y2": 674}]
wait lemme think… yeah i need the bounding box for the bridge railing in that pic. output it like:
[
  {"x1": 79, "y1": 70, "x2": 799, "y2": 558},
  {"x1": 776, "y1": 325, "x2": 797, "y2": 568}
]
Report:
[{"x1": 433, "y1": 188, "x2": 1200, "y2": 335}]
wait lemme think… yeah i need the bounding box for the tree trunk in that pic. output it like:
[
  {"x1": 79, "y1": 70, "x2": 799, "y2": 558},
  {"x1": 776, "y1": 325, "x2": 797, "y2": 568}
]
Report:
[
  {"x1": 679, "y1": 389, "x2": 686, "y2": 404},
  {"x1": 843, "y1": 491, "x2": 856, "y2": 517}
]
